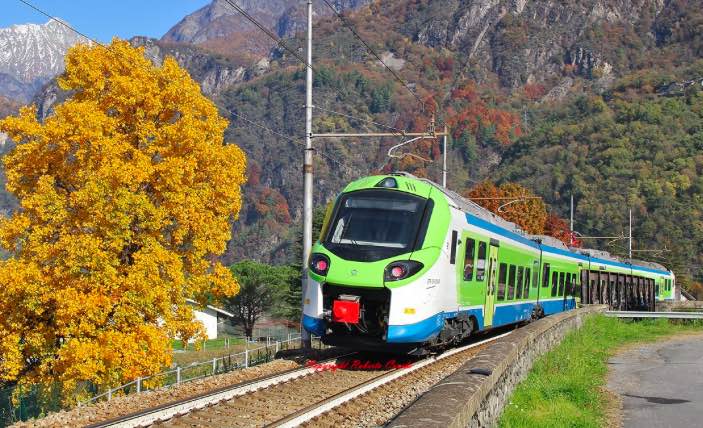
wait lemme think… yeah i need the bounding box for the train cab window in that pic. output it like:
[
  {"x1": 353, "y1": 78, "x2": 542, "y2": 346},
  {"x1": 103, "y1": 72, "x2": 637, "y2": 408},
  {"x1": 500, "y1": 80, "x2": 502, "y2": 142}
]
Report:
[
  {"x1": 476, "y1": 242, "x2": 487, "y2": 281},
  {"x1": 463, "y1": 239, "x2": 476, "y2": 281},
  {"x1": 542, "y1": 263, "x2": 551, "y2": 288},
  {"x1": 656, "y1": 283, "x2": 660, "y2": 295},
  {"x1": 508, "y1": 265, "x2": 517, "y2": 300},
  {"x1": 524, "y1": 268, "x2": 531, "y2": 298},
  {"x1": 558, "y1": 272, "x2": 565, "y2": 296},
  {"x1": 516, "y1": 267, "x2": 524, "y2": 299},
  {"x1": 551, "y1": 271, "x2": 558, "y2": 297},
  {"x1": 498, "y1": 263, "x2": 508, "y2": 300}
]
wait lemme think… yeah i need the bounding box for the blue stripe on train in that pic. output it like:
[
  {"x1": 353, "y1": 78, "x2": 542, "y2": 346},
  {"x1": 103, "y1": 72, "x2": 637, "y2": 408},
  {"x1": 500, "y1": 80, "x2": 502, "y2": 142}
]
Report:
[
  {"x1": 306, "y1": 299, "x2": 576, "y2": 344},
  {"x1": 386, "y1": 308, "x2": 485, "y2": 343},
  {"x1": 386, "y1": 298, "x2": 576, "y2": 343},
  {"x1": 492, "y1": 298, "x2": 576, "y2": 325}
]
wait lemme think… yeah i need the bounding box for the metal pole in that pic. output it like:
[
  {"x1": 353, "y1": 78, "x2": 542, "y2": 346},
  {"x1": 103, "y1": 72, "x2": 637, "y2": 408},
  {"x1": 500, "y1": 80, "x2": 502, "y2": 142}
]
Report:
[
  {"x1": 301, "y1": 0, "x2": 314, "y2": 349},
  {"x1": 628, "y1": 209, "x2": 632, "y2": 260},
  {"x1": 442, "y1": 125, "x2": 447, "y2": 188},
  {"x1": 570, "y1": 194, "x2": 574, "y2": 245}
]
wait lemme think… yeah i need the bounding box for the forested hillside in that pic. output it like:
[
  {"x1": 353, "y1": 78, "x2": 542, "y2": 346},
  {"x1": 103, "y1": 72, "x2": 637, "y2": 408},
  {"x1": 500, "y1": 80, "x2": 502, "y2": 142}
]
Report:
[
  {"x1": 14, "y1": 0, "x2": 703, "y2": 289},
  {"x1": 218, "y1": 0, "x2": 703, "y2": 280}
]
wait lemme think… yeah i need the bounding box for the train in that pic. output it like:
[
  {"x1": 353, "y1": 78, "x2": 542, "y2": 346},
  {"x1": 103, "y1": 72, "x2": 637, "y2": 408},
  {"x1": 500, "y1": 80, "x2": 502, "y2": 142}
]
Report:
[{"x1": 302, "y1": 173, "x2": 676, "y2": 353}]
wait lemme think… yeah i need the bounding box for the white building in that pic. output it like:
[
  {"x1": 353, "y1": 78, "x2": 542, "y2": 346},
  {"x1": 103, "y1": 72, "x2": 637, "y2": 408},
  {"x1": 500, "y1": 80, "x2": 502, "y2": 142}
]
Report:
[{"x1": 186, "y1": 299, "x2": 235, "y2": 340}]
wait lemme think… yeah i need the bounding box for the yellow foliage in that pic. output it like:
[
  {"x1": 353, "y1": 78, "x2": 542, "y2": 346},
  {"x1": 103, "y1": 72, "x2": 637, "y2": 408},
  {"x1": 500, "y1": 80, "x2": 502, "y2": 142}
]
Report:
[{"x1": 0, "y1": 39, "x2": 246, "y2": 399}]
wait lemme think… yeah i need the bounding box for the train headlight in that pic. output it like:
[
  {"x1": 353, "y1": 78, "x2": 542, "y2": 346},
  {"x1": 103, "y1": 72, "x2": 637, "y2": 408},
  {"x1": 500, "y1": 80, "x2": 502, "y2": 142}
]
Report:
[
  {"x1": 309, "y1": 253, "x2": 331, "y2": 276},
  {"x1": 384, "y1": 260, "x2": 423, "y2": 281},
  {"x1": 375, "y1": 177, "x2": 397, "y2": 188}
]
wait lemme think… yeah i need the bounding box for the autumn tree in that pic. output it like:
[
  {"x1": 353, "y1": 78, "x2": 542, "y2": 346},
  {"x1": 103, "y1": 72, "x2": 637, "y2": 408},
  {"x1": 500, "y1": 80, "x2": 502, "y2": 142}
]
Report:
[
  {"x1": 544, "y1": 213, "x2": 581, "y2": 247},
  {"x1": 0, "y1": 40, "x2": 246, "y2": 399},
  {"x1": 466, "y1": 181, "x2": 547, "y2": 234}
]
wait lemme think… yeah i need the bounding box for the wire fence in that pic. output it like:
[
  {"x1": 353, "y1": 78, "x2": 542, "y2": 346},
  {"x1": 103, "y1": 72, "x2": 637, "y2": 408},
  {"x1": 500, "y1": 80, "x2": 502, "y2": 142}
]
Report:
[{"x1": 0, "y1": 334, "x2": 325, "y2": 426}]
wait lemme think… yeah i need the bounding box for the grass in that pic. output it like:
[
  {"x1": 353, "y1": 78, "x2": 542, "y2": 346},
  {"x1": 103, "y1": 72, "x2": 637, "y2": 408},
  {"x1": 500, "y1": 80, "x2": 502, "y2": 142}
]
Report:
[
  {"x1": 498, "y1": 315, "x2": 703, "y2": 428},
  {"x1": 170, "y1": 336, "x2": 245, "y2": 351}
]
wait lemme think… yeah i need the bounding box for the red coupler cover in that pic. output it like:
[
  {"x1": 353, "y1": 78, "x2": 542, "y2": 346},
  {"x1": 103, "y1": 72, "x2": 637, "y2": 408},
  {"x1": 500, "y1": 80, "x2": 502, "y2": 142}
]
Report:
[{"x1": 332, "y1": 300, "x2": 360, "y2": 324}]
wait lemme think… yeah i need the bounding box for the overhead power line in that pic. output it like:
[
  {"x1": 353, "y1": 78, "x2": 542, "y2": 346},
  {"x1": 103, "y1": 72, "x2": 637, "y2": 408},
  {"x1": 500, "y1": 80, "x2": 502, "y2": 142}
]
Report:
[
  {"x1": 230, "y1": 112, "x2": 357, "y2": 174},
  {"x1": 221, "y1": 0, "x2": 310, "y2": 72},
  {"x1": 17, "y1": 0, "x2": 107, "y2": 49},
  {"x1": 16, "y1": 0, "x2": 161, "y2": 65},
  {"x1": 320, "y1": 0, "x2": 425, "y2": 110},
  {"x1": 19, "y1": 0, "x2": 361, "y2": 176},
  {"x1": 313, "y1": 105, "x2": 402, "y2": 132}
]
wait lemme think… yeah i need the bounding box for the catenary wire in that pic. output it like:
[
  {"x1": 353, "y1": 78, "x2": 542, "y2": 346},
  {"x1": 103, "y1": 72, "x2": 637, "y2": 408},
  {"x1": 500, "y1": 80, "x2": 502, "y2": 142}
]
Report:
[
  {"x1": 313, "y1": 105, "x2": 403, "y2": 132},
  {"x1": 230, "y1": 112, "x2": 358, "y2": 174},
  {"x1": 16, "y1": 0, "x2": 163, "y2": 64},
  {"x1": 320, "y1": 0, "x2": 425, "y2": 109},
  {"x1": 18, "y1": 0, "x2": 370, "y2": 176}
]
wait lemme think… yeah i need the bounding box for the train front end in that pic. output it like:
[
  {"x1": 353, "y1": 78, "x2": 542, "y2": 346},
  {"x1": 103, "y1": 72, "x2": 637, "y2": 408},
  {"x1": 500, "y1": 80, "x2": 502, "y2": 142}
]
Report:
[{"x1": 302, "y1": 175, "x2": 450, "y2": 352}]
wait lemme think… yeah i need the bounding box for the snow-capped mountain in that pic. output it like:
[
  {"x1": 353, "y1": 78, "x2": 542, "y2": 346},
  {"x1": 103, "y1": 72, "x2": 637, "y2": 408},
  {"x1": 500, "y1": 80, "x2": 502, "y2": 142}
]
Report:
[{"x1": 0, "y1": 19, "x2": 88, "y2": 103}]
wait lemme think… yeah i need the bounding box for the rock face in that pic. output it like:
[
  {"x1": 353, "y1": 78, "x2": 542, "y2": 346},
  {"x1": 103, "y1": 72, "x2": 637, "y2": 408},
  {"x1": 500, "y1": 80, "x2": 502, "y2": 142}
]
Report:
[
  {"x1": 131, "y1": 37, "x2": 246, "y2": 97},
  {"x1": 35, "y1": 37, "x2": 248, "y2": 120},
  {"x1": 408, "y1": 0, "x2": 664, "y2": 88},
  {"x1": 162, "y1": 0, "x2": 369, "y2": 46},
  {"x1": 0, "y1": 20, "x2": 87, "y2": 102}
]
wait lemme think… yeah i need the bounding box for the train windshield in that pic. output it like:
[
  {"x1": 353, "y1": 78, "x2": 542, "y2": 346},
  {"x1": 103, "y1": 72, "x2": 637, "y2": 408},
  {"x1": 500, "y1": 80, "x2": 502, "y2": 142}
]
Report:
[{"x1": 324, "y1": 190, "x2": 429, "y2": 261}]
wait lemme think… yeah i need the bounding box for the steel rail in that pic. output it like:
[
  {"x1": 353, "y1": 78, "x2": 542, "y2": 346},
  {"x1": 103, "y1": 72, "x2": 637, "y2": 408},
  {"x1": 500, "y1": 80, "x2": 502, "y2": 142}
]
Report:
[
  {"x1": 266, "y1": 331, "x2": 512, "y2": 428},
  {"x1": 605, "y1": 311, "x2": 703, "y2": 319},
  {"x1": 87, "y1": 352, "x2": 357, "y2": 428}
]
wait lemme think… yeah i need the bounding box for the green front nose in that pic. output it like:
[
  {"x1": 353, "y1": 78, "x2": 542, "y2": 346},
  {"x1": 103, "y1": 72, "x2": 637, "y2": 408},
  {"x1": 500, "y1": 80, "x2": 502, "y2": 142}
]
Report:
[{"x1": 310, "y1": 249, "x2": 389, "y2": 287}]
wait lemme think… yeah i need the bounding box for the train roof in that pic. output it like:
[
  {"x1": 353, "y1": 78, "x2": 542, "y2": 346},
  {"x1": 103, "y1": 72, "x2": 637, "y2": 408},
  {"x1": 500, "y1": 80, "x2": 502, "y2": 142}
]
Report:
[{"x1": 390, "y1": 173, "x2": 672, "y2": 276}]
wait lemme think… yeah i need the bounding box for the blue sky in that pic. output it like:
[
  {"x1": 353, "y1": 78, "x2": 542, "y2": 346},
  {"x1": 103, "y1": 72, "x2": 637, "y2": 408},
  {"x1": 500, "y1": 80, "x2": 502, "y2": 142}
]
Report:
[{"x1": 1, "y1": 0, "x2": 212, "y2": 42}]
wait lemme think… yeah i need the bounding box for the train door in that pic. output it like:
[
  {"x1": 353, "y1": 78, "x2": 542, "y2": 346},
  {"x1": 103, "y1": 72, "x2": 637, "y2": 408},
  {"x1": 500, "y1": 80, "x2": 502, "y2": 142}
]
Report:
[{"x1": 484, "y1": 241, "x2": 499, "y2": 327}]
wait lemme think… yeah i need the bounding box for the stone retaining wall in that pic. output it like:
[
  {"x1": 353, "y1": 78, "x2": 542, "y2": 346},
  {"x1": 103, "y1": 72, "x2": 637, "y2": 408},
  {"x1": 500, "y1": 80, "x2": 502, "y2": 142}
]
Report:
[
  {"x1": 656, "y1": 300, "x2": 703, "y2": 312},
  {"x1": 388, "y1": 305, "x2": 607, "y2": 428}
]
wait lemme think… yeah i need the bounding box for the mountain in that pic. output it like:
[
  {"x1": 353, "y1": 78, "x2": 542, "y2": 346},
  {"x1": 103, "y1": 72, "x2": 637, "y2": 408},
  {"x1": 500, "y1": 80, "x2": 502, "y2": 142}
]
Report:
[
  {"x1": 0, "y1": 95, "x2": 19, "y2": 119},
  {"x1": 19, "y1": 0, "x2": 703, "y2": 287},
  {"x1": 0, "y1": 19, "x2": 88, "y2": 103},
  {"x1": 162, "y1": 0, "x2": 369, "y2": 62}
]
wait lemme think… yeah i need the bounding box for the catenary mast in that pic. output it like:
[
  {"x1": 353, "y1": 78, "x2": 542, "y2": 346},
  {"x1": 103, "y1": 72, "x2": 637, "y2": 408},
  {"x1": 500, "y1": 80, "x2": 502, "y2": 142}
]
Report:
[{"x1": 301, "y1": 0, "x2": 314, "y2": 348}]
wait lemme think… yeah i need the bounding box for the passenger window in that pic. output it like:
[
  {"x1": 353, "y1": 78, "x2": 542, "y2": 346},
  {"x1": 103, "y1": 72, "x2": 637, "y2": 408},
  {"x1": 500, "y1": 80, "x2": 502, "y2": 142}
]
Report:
[
  {"x1": 558, "y1": 272, "x2": 565, "y2": 295},
  {"x1": 508, "y1": 265, "x2": 517, "y2": 300},
  {"x1": 542, "y1": 263, "x2": 550, "y2": 288},
  {"x1": 532, "y1": 262, "x2": 539, "y2": 288},
  {"x1": 516, "y1": 267, "x2": 524, "y2": 299},
  {"x1": 498, "y1": 263, "x2": 507, "y2": 300},
  {"x1": 551, "y1": 271, "x2": 558, "y2": 297},
  {"x1": 524, "y1": 268, "x2": 531, "y2": 298},
  {"x1": 463, "y1": 239, "x2": 476, "y2": 281},
  {"x1": 476, "y1": 242, "x2": 487, "y2": 281}
]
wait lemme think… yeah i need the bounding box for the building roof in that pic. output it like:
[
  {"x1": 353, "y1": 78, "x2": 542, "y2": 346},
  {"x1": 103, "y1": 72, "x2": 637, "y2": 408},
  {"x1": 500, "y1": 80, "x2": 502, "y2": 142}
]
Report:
[{"x1": 185, "y1": 299, "x2": 234, "y2": 318}]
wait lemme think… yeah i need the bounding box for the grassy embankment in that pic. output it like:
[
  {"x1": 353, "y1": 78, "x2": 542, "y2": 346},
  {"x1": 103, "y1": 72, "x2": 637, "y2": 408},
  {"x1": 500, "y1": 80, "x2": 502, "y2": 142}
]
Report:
[{"x1": 499, "y1": 314, "x2": 703, "y2": 428}]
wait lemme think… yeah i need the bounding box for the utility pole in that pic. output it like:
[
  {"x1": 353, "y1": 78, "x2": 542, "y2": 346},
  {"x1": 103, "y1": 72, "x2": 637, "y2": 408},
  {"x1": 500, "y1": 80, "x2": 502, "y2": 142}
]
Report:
[
  {"x1": 301, "y1": 0, "x2": 313, "y2": 349},
  {"x1": 570, "y1": 194, "x2": 574, "y2": 246},
  {"x1": 442, "y1": 125, "x2": 448, "y2": 188},
  {"x1": 298, "y1": 1, "x2": 448, "y2": 349},
  {"x1": 628, "y1": 209, "x2": 632, "y2": 260}
]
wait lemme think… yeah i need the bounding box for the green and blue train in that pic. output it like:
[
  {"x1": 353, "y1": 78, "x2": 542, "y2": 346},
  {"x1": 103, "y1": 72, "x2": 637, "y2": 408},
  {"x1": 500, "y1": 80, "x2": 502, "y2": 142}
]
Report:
[{"x1": 303, "y1": 173, "x2": 676, "y2": 352}]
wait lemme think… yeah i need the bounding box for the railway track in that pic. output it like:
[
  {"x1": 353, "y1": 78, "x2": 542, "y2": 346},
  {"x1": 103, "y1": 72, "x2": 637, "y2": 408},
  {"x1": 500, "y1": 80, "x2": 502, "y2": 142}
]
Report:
[{"x1": 92, "y1": 331, "x2": 509, "y2": 428}]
